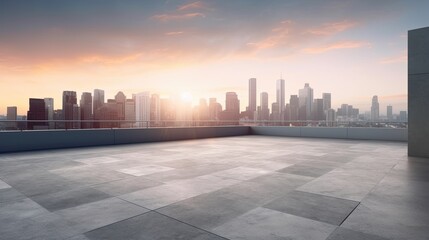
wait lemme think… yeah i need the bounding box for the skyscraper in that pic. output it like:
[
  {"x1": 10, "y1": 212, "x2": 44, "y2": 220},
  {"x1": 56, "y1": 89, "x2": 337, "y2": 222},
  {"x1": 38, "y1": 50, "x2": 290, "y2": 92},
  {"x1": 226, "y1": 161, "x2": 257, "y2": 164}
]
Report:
[
  {"x1": 27, "y1": 98, "x2": 47, "y2": 130},
  {"x1": 289, "y1": 95, "x2": 299, "y2": 121},
  {"x1": 44, "y1": 98, "x2": 54, "y2": 129},
  {"x1": 248, "y1": 78, "x2": 257, "y2": 119},
  {"x1": 80, "y1": 92, "x2": 92, "y2": 129},
  {"x1": 209, "y1": 98, "x2": 222, "y2": 121},
  {"x1": 312, "y1": 98, "x2": 324, "y2": 120},
  {"x1": 124, "y1": 99, "x2": 136, "y2": 128},
  {"x1": 260, "y1": 92, "x2": 269, "y2": 121},
  {"x1": 326, "y1": 108, "x2": 336, "y2": 126},
  {"x1": 198, "y1": 98, "x2": 209, "y2": 121},
  {"x1": 93, "y1": 89, "x2": 105, "y2": 114},
  {"x1": 298, "y1": 83, "x2": 313, "y2": 120},
  {"x1": 150, "y1": 94, "x2": 161, "y2": 126},
  {"x1": 6, "y1": 106, "x2": 17, "y2": 129},
  {"x1": 387, "y1": 105, "x2": 393, "y2": 122},
  {"x1": 135, "y1": 92, "x2": 151, "y2": 128},
  {"x1": 62, "y1": 91, "x2": 77, "y2": 129},
  {"x1": 221, "y1": 92, "x2": 240, "y2": 121},
  {"x1": 322, "y1": 93, "x2": 331, "y2": 111},
  {"x1": 276, "y1": 79, "x2": 285, "y2": 120},
  {"x1": 115, "y1": 91, "x2": 126, "y2": 120},
  {"x1": 371, "y1": 95, "x2": 379, "y2": 121}
]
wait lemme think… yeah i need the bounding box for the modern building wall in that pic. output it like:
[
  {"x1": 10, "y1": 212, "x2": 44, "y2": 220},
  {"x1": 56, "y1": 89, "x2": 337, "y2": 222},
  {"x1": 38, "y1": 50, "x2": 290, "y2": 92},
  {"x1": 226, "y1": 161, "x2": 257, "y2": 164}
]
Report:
[{"x1": 408, "y1": 27, "x2": 429, "y2": 157}]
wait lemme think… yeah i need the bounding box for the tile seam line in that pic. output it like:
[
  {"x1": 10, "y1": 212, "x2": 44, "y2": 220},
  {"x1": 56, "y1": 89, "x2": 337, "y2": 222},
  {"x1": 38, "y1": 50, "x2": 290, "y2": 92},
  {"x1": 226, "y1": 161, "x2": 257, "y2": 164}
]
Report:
[{"x1": 152, "y1": 210, "x2": 231, "y2": 240}]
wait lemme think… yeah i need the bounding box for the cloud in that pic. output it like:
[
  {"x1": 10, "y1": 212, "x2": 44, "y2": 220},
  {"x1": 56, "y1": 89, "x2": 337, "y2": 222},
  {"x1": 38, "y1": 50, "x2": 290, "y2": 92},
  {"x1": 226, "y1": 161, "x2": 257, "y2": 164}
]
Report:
[
  {"x1": 303, "y1": 41, "x2": 370, "y2": 54},
  {"x1": 178, "y1": 1, "x2": 210, "y2": 11},
  {"x1": 380, "y1": 51, "x2": 407, "y2": 64},
  {"x1": 151, "y1": 12, "x2": 205, "y2": 21},
  {"x1": 306, "y1": 20, "x2": 358, "y2": 36},
  {"x1": 165, "y1": 31, "x2": 184, "y2": 36},
  {"x1": 379, "y1": 94, "x2": 407, "y2": 101},
  {"x1": 246, "y1": 20, "x2": 295, "y2": 50}
]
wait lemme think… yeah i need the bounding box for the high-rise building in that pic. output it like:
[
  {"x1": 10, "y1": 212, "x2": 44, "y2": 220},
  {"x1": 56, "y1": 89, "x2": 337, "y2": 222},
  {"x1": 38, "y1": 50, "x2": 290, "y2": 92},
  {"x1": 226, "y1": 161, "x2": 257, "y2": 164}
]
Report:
[
  {"x1": 6, "y1": 106, "x2": 17, "y2": 129},
  {"x1": 271, "y1": 102, "x2": 279, "y2": 121},
  {"x1": 326, "y1": 108, "x2": 336, "y2": 126},
  {"x1": 198, "y1": 98, "x2": 209, "y2": 121},
  {"x1": 93, "y1": 89, "x2": 105, "y2": 115},
  {"x1": 27, "y1": 98, "x2": 47, "y2": 130},
  {"x1": 135, "y1": 92, "x2": 151, "y2": 128},
  {"x1": 115, "y1": 91, "x2": 126, "y2": 120},
  {"x1": 289, "y1": 95, "x2": 299, "y2": 121},
  {"x1": 248, "y1": 78, "x2": 257, "y2": 119},
  {"x1": 73, "y1": 104, "x2": 81, "y2": 129},
  {"x1": 161, "y1": 98, "x2": 176, "y2": 125},
  {"x1": 209, "y1": 98, "x2": 222, "y2": 121},
  {"x1": 44, "y1": 98, "x2": 54, "y2": 129},
  {"x1": 371, "y1": 95, "x2": 380, "y2": 122},
  {"x1": 276, "y1": 79, "x2": 285, "y2": 120},
  {"x1": 312, "y1": 98, "x2": 324, "y2": 120},
  {"x1": 80, "y1": 92, "x2": 92, "y2": 129},
  {"x1": 387, "y1": 105, "x2": 393, "y2": 122},
  {"x1": 62, "y1": 91, "x2": 77, "y2": 129},
  {"x1": 260, "y1": 92, "x2": 269, "y2": 121},
  {"x1": 322, "y1": 93, "x2": 331, "y2": 111},
  {"x1": 399, "y1": 111, "x2": 407, "y2": 122},
  {"x1": 150, "y1": 94, "x2": 161, "y2": 126},
  {"x1": 221, "y1": 92, "x2": 240, "y2": 121},
  {"x1": 124, "y1": 99, "x2": 136, "y2": 128},
  {"x1": 298, "y1": 83, "x2": 313, "y2": 120}
]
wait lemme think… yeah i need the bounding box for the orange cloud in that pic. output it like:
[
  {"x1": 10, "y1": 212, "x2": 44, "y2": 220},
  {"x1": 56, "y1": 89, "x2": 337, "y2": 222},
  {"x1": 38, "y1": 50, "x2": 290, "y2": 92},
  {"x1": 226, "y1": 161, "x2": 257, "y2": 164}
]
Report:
[
  {"x1": 178, "y1": 1, "x2": 210, "y2": 11},
  {"x1": 306, "y1": 20, "x2": 357, "y2": 36},
  {"x1": 165, "y1": 31, "x2": 184, "y2": 36},
  {"x1": 79, "y1": 53, "x2": 143, "y2": 65},
  {"x1": 152, "y1": 12, "x2": 205, "y2": 21},
  {"x1": 380, "y1": 51, "x2": 407, "y2": 64},
  {"x1": 303, "y1": 41, "x2": 370, "y2": 54},
  {"x1": 247, "y1": 20, "x2": 294, "y2": 49},
  {"x1": 379, "y1": 94, "x2": 407, "y2": 101}
]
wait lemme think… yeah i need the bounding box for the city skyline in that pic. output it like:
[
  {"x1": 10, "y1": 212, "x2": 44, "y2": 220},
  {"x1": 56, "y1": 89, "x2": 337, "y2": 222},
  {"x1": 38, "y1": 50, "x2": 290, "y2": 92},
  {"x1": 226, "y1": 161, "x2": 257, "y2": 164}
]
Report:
[{"x1": 1, "y1": 1, "x2": 428, "y2": 114}]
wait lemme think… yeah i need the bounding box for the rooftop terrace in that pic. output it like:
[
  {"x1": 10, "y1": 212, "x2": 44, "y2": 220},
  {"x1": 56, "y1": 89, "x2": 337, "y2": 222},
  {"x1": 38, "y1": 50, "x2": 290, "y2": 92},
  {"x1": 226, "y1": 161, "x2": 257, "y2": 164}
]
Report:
[{"x1": 0, "y1": 135, "x2": 427, "y2": 240}]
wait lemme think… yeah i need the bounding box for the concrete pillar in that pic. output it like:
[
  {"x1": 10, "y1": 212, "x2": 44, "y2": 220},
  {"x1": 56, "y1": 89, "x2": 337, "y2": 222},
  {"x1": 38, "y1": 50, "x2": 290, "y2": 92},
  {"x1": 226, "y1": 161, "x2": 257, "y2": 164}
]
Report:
[{"x1": 408, "y1": 27, "x2": 429, "y2": 157}]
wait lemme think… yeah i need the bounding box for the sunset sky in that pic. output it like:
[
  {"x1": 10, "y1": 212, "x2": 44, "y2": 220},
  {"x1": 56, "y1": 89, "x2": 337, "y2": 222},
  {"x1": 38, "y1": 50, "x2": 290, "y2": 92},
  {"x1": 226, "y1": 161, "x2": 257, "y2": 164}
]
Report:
[{"x1": 1, "y1": 0, "x2": 428, "y2": 115}]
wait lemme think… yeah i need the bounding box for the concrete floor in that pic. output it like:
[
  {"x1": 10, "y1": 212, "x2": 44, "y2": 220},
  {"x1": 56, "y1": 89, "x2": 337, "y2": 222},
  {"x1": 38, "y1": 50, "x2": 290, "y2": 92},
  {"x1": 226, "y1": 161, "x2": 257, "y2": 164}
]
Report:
[{"x1": 0, "y1": 135, "x2": 427, "y2": 240}]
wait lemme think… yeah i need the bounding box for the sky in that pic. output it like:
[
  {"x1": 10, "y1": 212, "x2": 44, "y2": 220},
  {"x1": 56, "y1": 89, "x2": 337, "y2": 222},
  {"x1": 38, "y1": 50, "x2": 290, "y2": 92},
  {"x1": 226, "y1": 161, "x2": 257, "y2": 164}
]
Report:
[{"x1": 1, "y1": 0, "x2": 429, "y2": 115}]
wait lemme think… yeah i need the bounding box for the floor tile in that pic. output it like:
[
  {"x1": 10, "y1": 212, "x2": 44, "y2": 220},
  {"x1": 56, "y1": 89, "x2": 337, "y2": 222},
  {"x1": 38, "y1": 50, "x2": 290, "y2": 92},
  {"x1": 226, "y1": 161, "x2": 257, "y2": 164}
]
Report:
[
  {"x1": 264, "y1": 190, "x2": 359, "y2": 225},
  {"x1": 84, "y1": 211, "x2": 226, "y2": 240},
  {"x1": 212, "y1": 207, "x2": 336, "y2": 240}
]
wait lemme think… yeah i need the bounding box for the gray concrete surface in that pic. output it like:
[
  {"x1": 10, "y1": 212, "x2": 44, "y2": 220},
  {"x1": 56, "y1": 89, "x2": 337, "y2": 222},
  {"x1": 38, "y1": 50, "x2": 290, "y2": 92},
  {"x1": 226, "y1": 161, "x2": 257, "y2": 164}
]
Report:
[{"x1": 1, "y1": 136, "x2": 427, "y2": 240}]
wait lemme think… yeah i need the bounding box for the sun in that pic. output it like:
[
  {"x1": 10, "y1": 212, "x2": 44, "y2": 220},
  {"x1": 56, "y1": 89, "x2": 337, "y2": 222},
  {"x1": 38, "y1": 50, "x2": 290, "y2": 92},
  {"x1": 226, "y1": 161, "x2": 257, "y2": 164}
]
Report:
[{"x1": 180, "y1": 92, "x2": 193, "y2": 102}]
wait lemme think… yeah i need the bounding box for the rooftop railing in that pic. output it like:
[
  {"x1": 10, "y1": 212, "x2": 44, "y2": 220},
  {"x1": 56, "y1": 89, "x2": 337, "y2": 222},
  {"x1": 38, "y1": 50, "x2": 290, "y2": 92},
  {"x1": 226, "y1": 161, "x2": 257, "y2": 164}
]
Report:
[{"x1": 0, "y1": 119, "x2": 408, "y2": 131}]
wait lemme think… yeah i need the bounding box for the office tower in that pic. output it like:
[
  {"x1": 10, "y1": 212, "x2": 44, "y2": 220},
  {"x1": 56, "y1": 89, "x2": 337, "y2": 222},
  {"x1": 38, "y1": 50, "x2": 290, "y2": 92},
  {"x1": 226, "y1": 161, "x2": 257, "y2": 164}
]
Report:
[
  {"x1": 209, "y1": 98, "x2": 222, "y2": 121},
  {"x1": 271, "y1": 102, "x2": 279, "y2": 121},
  {"x1": 322, "y1": 93, "x2": 331, "y2": 111},
  {"x1": 221, "y1": 92, "x2": 240, "y2": 121},
  {"x1": 73, "y1": 104, "x2": 81, "y2": 129},
  {"x1": 94, "y1": 100, "x2": 119, "y2": 128},
  {"x1": 289, "y1": 95, "x2": 299, "y2": 121},
  {"x1": 160, "y1": 98, "x2": 176, "y2": 126},
  {"x1": 276, "y1": 79, "x2": 285, "y2": 120},
  {"x1": 298, "y1": 83, "x2": 313, "y2": 120},
  {"x1": 44, "y1": 98, "x2": 54, "y2": 129},
  {"x1": 135, "y1": 92, "x2": 151, "y2": 128},
  {"x1": 248, "y1": 78, "x2": 257, "y2": 119},
  {"x1": 326, "y1": 108, "x2": 336, "y2": 126},
  {"x1": 198, "y1": 98, "x2": 209, "y2": 121},
  {"x1": 312, "y1": 99, "x2": 324, "y2": 120},
  {"x1": 53, "y1": 109, "x2": 64, "y2": 129},
  {"x1": 62, "y1": 91, "x2": 77, "y2": 129},
  {"x1": 27, "y1": 98, "x2": 47, "y2": 130},
  {"x1": 6, "y1": 106, "x2": 17, "y2": 129},
  {"x1": 371, "y1": 95, "x2": 380, "y2": 121},
  {"x1": 260, "y1": 92, "x2": 269, "y2": 121},
  {"x1": 124, "y1": 99, "x2": 136, "y2": 128},
  {"x1": 93, "y1": 89, "x2": 105, "y2": 114},
  {"x1": 399, "y1": 111, "x2": 407, "y2": 122},
  {"x1": 387, "y1": 105, "x2": 393, "y2": 122},
  {"x1": 150, "y1": 94, "x2": 161, "y2": 126},
  {"x1": 80, "y1": 92, "x2": 92, "y2": 129},
  {"x1": 115, "y1": 91, "x2": 126, "y2": 120}
]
